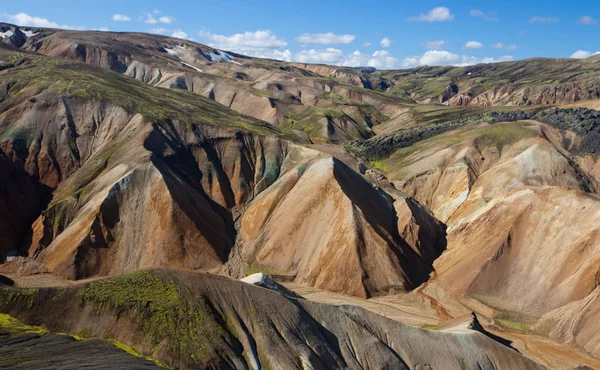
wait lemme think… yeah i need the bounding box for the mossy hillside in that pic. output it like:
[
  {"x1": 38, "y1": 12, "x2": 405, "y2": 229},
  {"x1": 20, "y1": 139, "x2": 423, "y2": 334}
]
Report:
[
  {"x1": 0, "y1": 312, "x2": 47, "y2": 335},
  {"x1": 0, "y1": 313, "x2": 170, "y2": 368},
  {"x1": 107, "y1": 338, "x2": 172, "y2": 368},
  {"x1": 280, "y1": 103, "x2": 378, "y2": 142},
  {"x1": 494, "y1": 319, "x2": 530, "y2": 332},
  {"x1": 78, "y1": 270, "x2": 229, "y2": 363},
  {"x1": 469, "y1": 293, "x2": 537, "y2": 333},
  {"x1": 0, "y1": 287, "x2": 39, "y2": 310},
  {"x1": 0, "y1": 271, "x2": 233, "y2": 366},
  {"x1": 0, "y1": 50, "x2": 280, "y2": 138},
  {"x1": 369, "y1": 121, "x2": 538, "y2": 181},
  {"x1": 345, "y1": 109, "x2": 535, "y2": 161},
  {"x1": 391, "y1": 76, "x2": 454, "y2": 101},
  {"x1": 244, "y1": 262, "x2": 280, "y2": 277}
]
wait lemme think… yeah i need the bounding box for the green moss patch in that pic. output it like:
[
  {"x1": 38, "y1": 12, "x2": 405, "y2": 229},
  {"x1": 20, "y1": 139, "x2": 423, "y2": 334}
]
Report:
[
  {"x1": 79, "y1": 270, "x2": 228, "y2": 363},
  {"x1": 0, "y1": 313, "x2": 47, "y2": 335}
]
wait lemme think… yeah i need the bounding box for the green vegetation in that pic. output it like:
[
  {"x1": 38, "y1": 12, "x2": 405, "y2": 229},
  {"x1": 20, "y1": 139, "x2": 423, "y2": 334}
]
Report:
[
  {"x1": 0, "y1": 313, "x2": 47, "y2": 335},
  {"x1": 244, "y1": 262, "x2": 279, "y2": 277},
  {"x1": 0, "y1": 287, "x2": 39, "y2": 310},
  {"x1": 472, "y1": 121, "x2": 538, "y2": 150},
  {"x1": 470, "y1": 293, "x2": 536, "y2": 333},
  {"x1": 109, "y1": 339, "x2": 172, "y2": 369},
  {"x1": 79, "y1": 270, "x2": 227, "y2": 363},
  {"x1": 345, "y1": 110, "x2": 535, "y2": 160},
  {"x1": 391, "y1": 76, "x2": 454, "y2": 101},
  {"x1": 494, "y1": 319, "x2": 529, "y2": 332}
]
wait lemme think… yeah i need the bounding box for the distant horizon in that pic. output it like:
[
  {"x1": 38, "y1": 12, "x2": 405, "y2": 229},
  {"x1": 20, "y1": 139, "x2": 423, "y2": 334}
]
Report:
[{"x1": 2, "y1": 1, "x2": 599, "y2": 69}]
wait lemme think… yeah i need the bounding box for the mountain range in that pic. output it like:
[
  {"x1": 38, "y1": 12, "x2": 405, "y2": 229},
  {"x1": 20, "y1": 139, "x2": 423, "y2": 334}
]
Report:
[{"x1": 1, "y1": 22, "x2": 600, "y2": 369}]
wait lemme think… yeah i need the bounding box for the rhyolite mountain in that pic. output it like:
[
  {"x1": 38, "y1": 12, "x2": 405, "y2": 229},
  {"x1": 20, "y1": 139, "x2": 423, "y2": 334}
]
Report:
[{"x1": 1, "y1": 22, "x2": 600, "y2": 369}]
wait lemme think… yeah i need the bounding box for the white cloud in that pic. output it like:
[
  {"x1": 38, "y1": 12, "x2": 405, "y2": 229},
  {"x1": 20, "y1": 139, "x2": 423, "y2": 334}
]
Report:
[
  {"x1": 295, "y1": 48, "x2": 345, "y2": 64},
  {"x1": 570, "y1": 50, "x2": 600, "y2": 59},
  {"x1": 529, "y1": 16, "x2": 559, "y2": 23},
  {"x1": 380, "y1": 37, "x2": 392, "y2": 48},
  {"x1": 269, "y1": 49, "x2": 293, "y2": 61},
  {"x1": 408, "y1": 7, "x2": 454, "y2": 22},
  {"x1": 171, "y1": 30, "x2": 188, "y2": 39},
  {"x1": 198, "y1": 29, "x2": 291, "y2": 61},
  {"x1": 422, "y1": 40, "x2": 446, "y2": 50},
  {"x1": 112, "y1": 14, "x2": 131, "y2": 21},
  {"x1": 197, "y1": 28, "x2": 513, "y2": 68},
  {"x1": 408, "y1": 50, "x2": 513, "y2": 67},
  {"x1": 463, "y1": 41, "x2": 484, "y2": 49},
  {"x1": 469, "y1": 10, "x2": 498, "y2": 21},
  {"x1": 199, "y1": 29, "x2": 287, "y2": 50},
  {"x1": 362, "y1": 42, "x2": 371, "y2": 47},
  {"x1": 492, "y1": 42, "x2": 517, "y2": 50},
  {"x1": 99, "y1": 27, "x2": 109, "y2": 32},
  {"x1": 291, "y1": 48, "x2": 513, "y2": 69},
  {"x1": 150, "y1": 28, "x2": 191, "y2": 40},
  {"x1": 1, "y1": 12, "x2": 75, "y2": 29},
  {"x1": 577, "y1": 16, "x2": 597, "y2": 25},
  {"x1": 144, "y1": 11, "x2": 174, "y2": 24},
  {"x1": 295, "y1": 32, "x2": 355, "y2": 44},
  {"x1": 145, "y1": 15, "x2": 158, "y2": 24},
  {"x1": 343, "y1": 50, "x2": 405, "y2": 69}
]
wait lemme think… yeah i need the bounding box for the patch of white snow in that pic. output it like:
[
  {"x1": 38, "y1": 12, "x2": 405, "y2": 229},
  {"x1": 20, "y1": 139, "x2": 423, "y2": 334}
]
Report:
[
  {"x1": 241, "y1": 273, "x2": 266, "y2": 285},
  {"x1": 164, "y1": 48, "x2": 178, "y2": 56},
  {"x1": 208, "y1": 50, "x2": 242, "y2": 65},
  {"x1": 5, "y1": 250, "x2": 17, "y2": 262},
  {"x1": 181, "y1": 61, "x2": 203, "y2": 72},
  {"x1": 22, "y1": 30, "x2": 38, "y2": 38},
  {"x1": 0, "y1": 30, "x2": 14, "y2": 39}
]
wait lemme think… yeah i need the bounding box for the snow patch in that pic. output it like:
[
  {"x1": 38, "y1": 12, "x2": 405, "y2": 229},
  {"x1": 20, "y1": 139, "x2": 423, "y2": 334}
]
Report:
[
  {"x1": 208, "y1": 50, "x2": 242, "y2": 65},
  {"x1": 0, "y1": 30, "x2": 14, "y2": 39},
  {"x1": 175, "y1": 45, "x2": 187, "y2": 50},
  {"x1": 22, "y1": 30, "x2": 38, "y2": 38},
  {"x1": 5, "y1": 250, "x2": 17, "y2": 262},
  {"x1": 181, "y1": 62, "x2": 203, "y2": 72},
  {"x1": 164, "y1": 48, "x2": 178, "y2": 56},
  {"x1": 241, "y1": 273, "x2": 266, "y2": 285},
  {"x1": 165, "y1": 47, "x2": 203, "y2": 72}
]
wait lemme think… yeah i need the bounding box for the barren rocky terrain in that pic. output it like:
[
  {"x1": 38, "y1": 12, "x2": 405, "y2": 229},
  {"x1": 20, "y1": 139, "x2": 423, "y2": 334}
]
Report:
[{"x1": 1, "y1": 22, "x2": 600, "y2": 369}]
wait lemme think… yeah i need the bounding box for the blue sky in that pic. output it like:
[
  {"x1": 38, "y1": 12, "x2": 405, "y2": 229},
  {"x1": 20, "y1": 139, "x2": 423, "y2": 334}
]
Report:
[{"x1": 2, "y1": 1, "x2": 600, "y2": 68}]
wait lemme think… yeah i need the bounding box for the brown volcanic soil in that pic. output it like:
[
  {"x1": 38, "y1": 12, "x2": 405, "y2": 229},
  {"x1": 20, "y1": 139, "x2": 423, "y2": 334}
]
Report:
[
  {"x1": 369, "y1": 117, "x2": 600, "y2": 366},
  {"x1": 0, "y1": 46, "x2": 443, "y2": 299}
]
